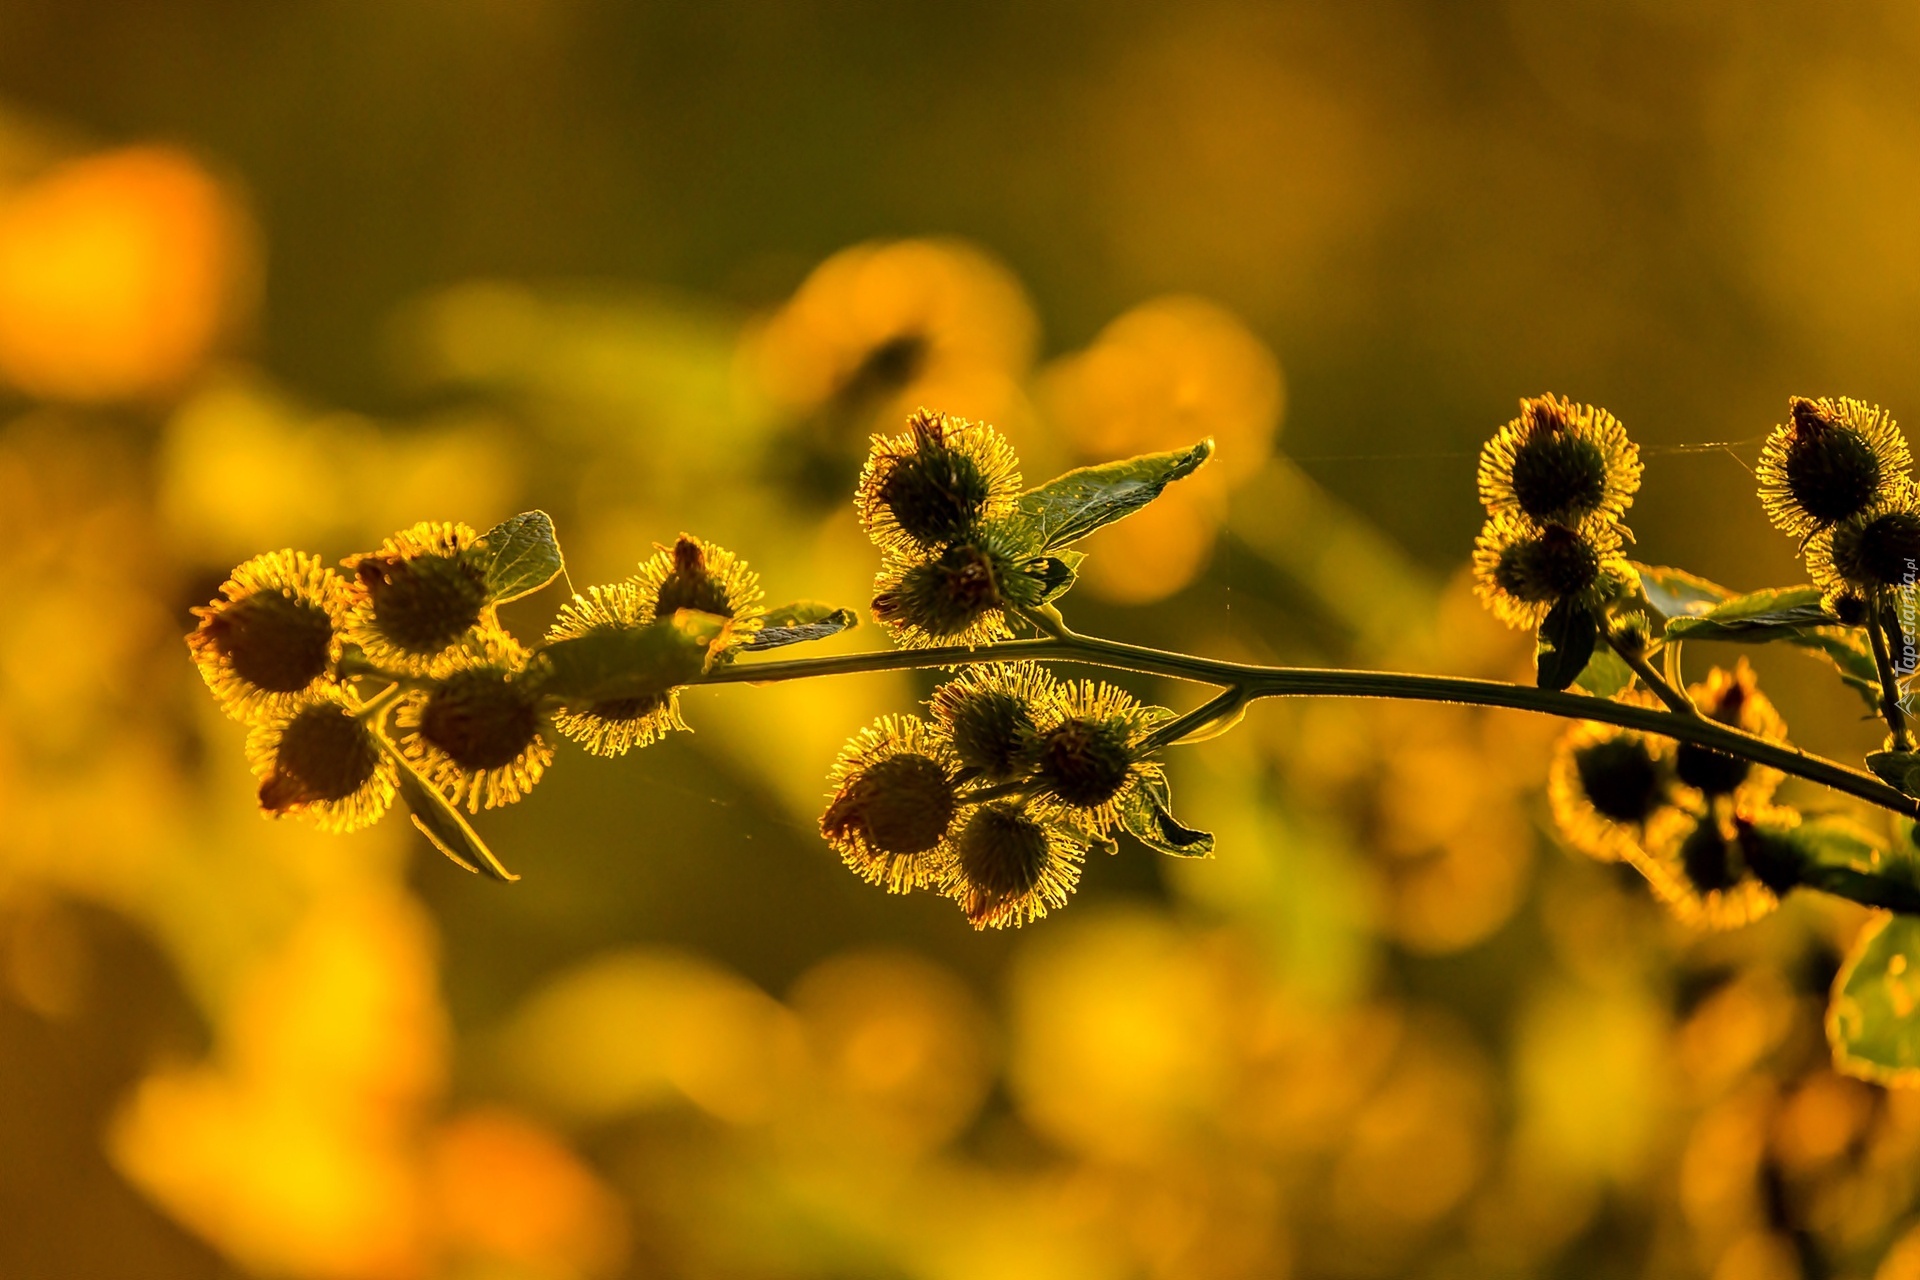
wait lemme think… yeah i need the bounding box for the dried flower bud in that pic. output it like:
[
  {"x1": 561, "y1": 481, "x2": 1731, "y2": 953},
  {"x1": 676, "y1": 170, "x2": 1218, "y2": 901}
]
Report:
[
  {"x1": 820, "y1": 715, "x2": 961, "y2": 892},
  {"x1": 1757, "y1": 396, "x2": 1910, "y2": 538},
  {"x1": 394, "y1": 636, "x2": 553, "y2": 812},
  {"x1": 929, "y1": 662, "x2": 1059, "y2": 781},
  {"x1": 856, "y1": 408, "x2": 1020, "y2": 553},
  {"x1": 639, "y1": 535, "x2": 764, "y2": 639},
  {"x1": 343, "y1": 522, "x2": 493, "y2": 676},
  {"x1": 188, "y1": 550, "x2": 352, "y2": 722},
  {"x1": 1478, "y1": 393, "x2": 1640, "y2": 525},
  {"x1": 1471, "y1": 514, "x2": 1627, "y2": 629},
  {"x1": 871, "y1": 540, "x2": 1015, "y2": 648},
  {"x1": 950, "y1": 803, "x2": 1085, "y2": 929},
  {"x1": 247, "y1": 692, "x2": 396, "y2": 832}
]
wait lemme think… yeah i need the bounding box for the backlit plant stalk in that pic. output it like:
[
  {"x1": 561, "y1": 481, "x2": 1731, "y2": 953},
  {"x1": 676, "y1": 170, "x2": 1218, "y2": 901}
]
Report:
[{"x1": 189, "y1": 397, "x2": 1920, "y2": 1078}]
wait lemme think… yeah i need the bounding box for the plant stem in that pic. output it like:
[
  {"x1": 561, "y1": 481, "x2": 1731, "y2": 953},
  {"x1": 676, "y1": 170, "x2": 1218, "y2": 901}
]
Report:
[
  {"x1": 1605, "y1": 631, "x2": 1696, "y2": 716},
  {"x1": 1867, "y1": 593, "x2": 1913, "y2": 751},
  {"x1": 698, "y1": 634, "x2": 1920, "y2": 819},
  {"x1": 1143, "y1": 685, "x2": 1250, "y2": 750}
]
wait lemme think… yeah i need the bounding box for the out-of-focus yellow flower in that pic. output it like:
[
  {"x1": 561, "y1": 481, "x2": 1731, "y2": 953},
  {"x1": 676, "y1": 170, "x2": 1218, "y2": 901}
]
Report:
[
  {"x1": 785, "y1": 949, "x2": 995, "y2": 1156},
  {"x1": 1009, "y1": 909, "x2": 1234, "y2": 1161},
  {"x1": 1515, "y1": 978, "x2": 1671, "y2": 1186},
  {"x1": 492, "y1": 948, "x2": 803, "y2": 1126},
  {"x1": 1638, "y1": 811, "x2": 1783, "y2": 931},
  {"x1": 0, "y1": 146, "x2": 256, "y2": 402},
  {"x1": 1674, "y1": 660, "x2": 1786, "y2": 812},
  {"x1": 110, "y1": 888, "x2": 447, "y2": 1280},
  {"x1": 426, "y1": 1107, "x2": 630, "y2": 1279},
  {"x1": 1546, "y1": 691, "x2": 1680, "y2": 864},
  {"x1": 159, "y1": 371, "x2": 520, "y2": 565},
  {"x1": 743, "y1": 238, "x2": 1037, "y2": 441},
  {"x1": 1327, "y1": 1016, "x2": 1493, "y2": 1241},
  {"x1": 1038, "y1": 296, "x2": 1284, "y2": 603}
]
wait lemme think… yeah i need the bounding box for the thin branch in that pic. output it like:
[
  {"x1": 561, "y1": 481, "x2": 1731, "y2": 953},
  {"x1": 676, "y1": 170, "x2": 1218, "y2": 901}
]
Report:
[
  {"x1": 1866, "y1": 593, "x2": 1912, "y2": 751},
  {"x1": 698, "y1": 634, "x2": 1920, "y2": 819}
]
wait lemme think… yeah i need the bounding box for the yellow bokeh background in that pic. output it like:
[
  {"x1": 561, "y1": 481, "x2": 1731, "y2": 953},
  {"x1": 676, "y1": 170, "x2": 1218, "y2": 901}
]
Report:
[{"x1": 6, "y1": 5, "x2": 1920, "y2": 1277}]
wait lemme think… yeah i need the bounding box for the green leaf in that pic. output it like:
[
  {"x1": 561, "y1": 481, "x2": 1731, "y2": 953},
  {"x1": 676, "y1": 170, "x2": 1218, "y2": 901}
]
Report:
[
  {"x1": 534, "y1": 615, "x2": 717, "y2": 703},
  {"x1": 384, "y1": 740, "x2": 518, "y2": 882},
  {"x1": 1536, "y1": 599, "x2": 1598, "y2": 692},
  {"x1": 1829, "y1": 915, "x2": 1920, "y2": 1085},
  {"x1": 1020, "y1": 552, "x2": 1083, "y2": 605},
  {"x1": 744, "y1": 606, "x2": 858, "y2": 651},
  {"x1": 1631, "y1": 562, "x2": 1731, "y2": 622},
  {"x1": 1119, "y1": 773, "x2": 1215, "y2": 858},
  {"x1": 1662, "y1": 585, "x2": 1879, "y2": 711},
  {"x1": 759, "y1": 601, "x2": 844, "y2": 629},
  {"x1": 1573, "y1": 645, "x2": 1634, "y2": 698},
  {"x1": 1663, "y1": 585, "x2": 1831, "y2": 639},
  {"x1": 1869, "y1": 752, "x2": 1920, "y2": 797},
  {"x1": 478, "y1": 510, "x2": 565, "y2": 604},
  {"x1": 1013, "y1": 439, "x2": 1214, "y2": 550}
]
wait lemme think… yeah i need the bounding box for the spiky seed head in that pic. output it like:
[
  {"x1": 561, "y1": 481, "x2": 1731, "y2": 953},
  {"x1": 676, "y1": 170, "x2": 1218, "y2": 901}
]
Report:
[
  {"x1": 951, "y1": 803, "x2": 1086, "y2": 929},
  {"x1": 823, "y1": 754, "x2": 956, "y2": 857},
  {"x1": 205, "y1": 587, "x2": 334, "y2": 693},
  {"x1": 1478, "y1": 393, "x2": 1640, "y2": 525},
  {"x1": 394, "y1": 637, "x2": 554, "y2": 812},
  {"x1": 871, "y1": 541, "x2": 1010, "y2": 648},
  {"x1": 1826, "y1": 587, "x2": 1871, "y2": 626},
  {"x1": 420, "y1": 669, "x2": 542, "y2": 771},
  {"x1": 1811, "y1": 497, "x2": 1920, "y2": 594},
  {"x1": 1572, "y1": 735, "x2": 1664, "y2": 824},
  {"x1": 1494, "y1": 523, "x2": 1600, "y2": 600},
  {"x1": 245, "y1": 691, "x2": 398, "y2": 832},
  {"x1": 343, "y1": 522, "x2": 492, "y2": 675},
  {"x1": 1472, "y1": 515, "x2": 1625, "y2": 629},
  {"x1": 878, "y1": 411, "x2": 991, "y2": 544},
  {"x1": 856, "y1": 408, "x2": 1021, "y2": 554},
  {"x1": 1038, "y1": 717, "x2": 1135, "y2": 808},
  {"x1": 820, "y1": 715, "x2": 963, "y2": 892},
  {"x1": 929, "y1": 663, "x2": 1058, "y2": 781},
  {"x1": 188, "y1": 550, "x2": 352, "y2": 722},
  {"x1": 1757, "y1": 396, "x2": 1912, "y2": 538},
  {"x1": 958, "y1": 804, "x2": 1049, "y2": 899},
  {"x1": 260, "y1": 703, "x2": 381, "y2": 806},
  {"x1": 1678, "y1": 822, "x2": 1740, "y2": 895}
]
